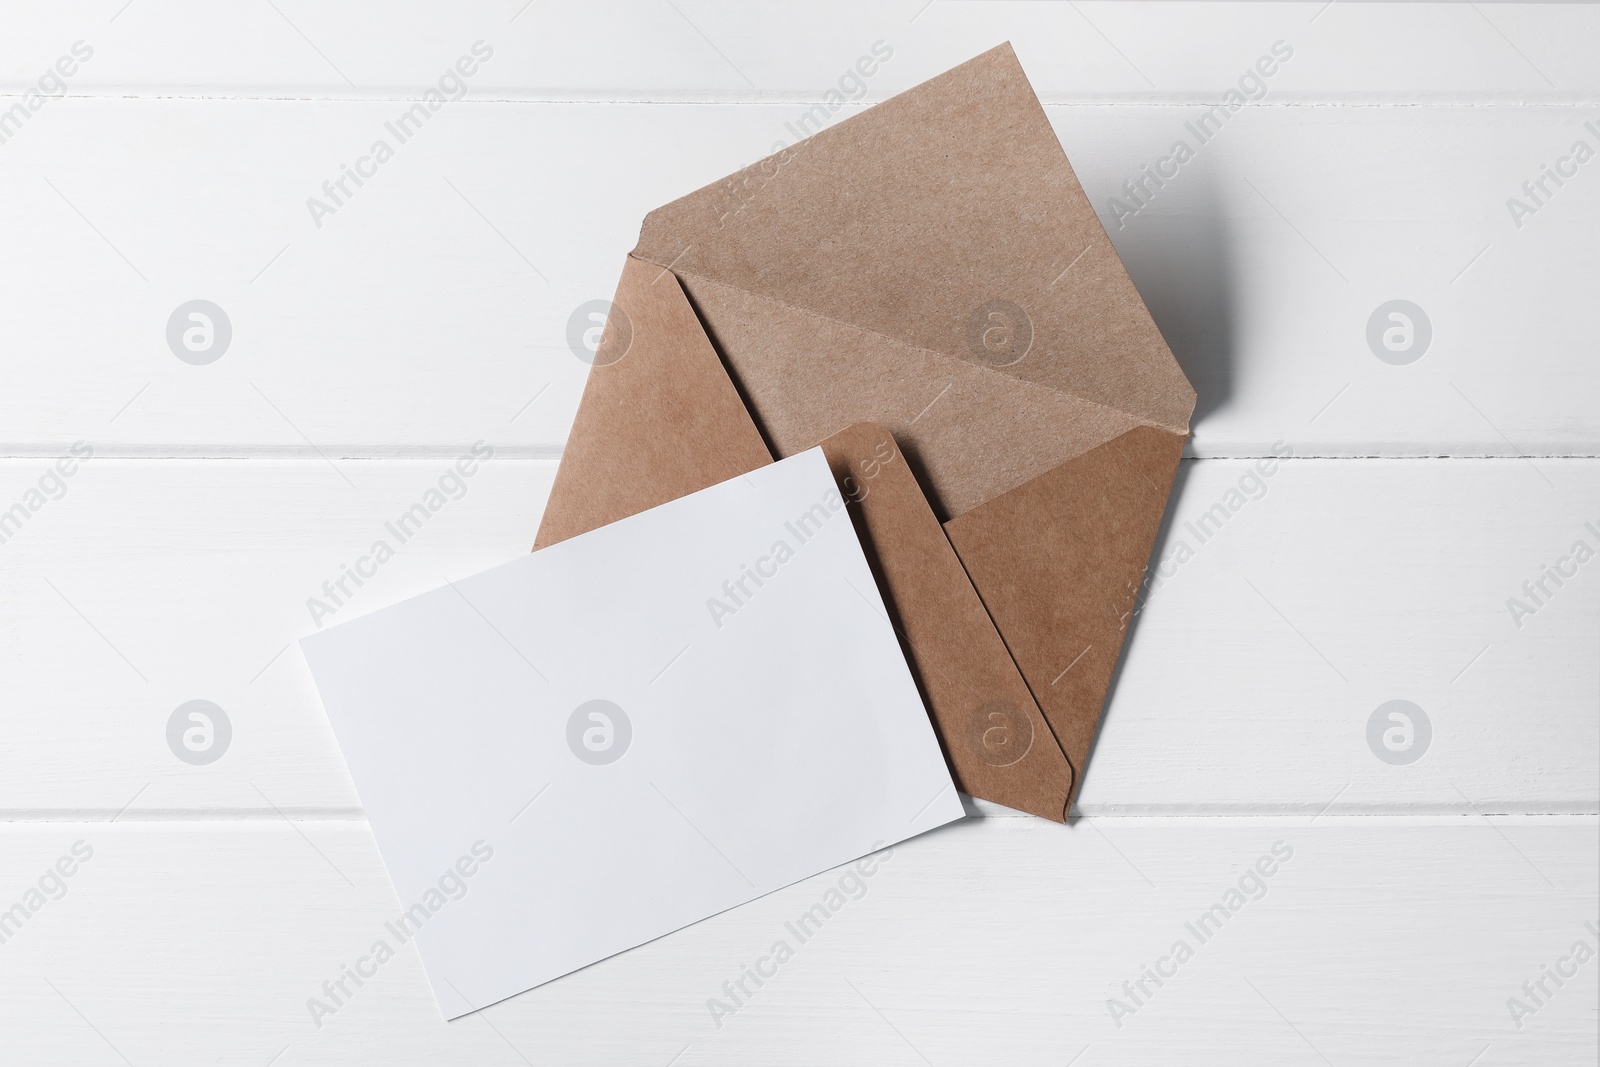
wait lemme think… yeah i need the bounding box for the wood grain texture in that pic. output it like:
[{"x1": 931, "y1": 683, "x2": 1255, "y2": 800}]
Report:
[
  {"x1": 0, "y1": 101, "x2": 1593, "y2": 457},
  {"x1": 0, "y1": 457, "x2": 1591, "y2": 815},
  {"x1": 0, "y1": 4, "x2": 1595, "y2": 1064},
  {"x1": 2, "y1": 2, "x2": 1596, "y2": 100},
  {"x1": 0, "y1": 818, "x2": 1592, "y2": 1065}
]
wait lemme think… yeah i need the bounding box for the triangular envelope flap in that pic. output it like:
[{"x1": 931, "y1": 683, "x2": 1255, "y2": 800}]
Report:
[
  {"x1": 679, "y1": 269, "x2": 1144, "y2": 520},
  {"x1": 635, "y1": 42, "x2": 1195, "y2": 434},
  {"x1": 942, "y1": 424, "x2": 1186, "y2": 804},
  {"x1": 534, "y1": 257, "x2": 772, "y2": 549},
  {"x1": 819, "y1": 423, "x2": 1074, "y2": 821}
]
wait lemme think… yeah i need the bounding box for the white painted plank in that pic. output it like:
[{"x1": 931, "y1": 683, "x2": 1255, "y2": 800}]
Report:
[
  {"x1": 1, "y1": 457, "x2": 1592, "y2": 815},
  {"x1": 2, "y1": 2, "x2": 1595, "y2": 101},
  {"x1": 1108, "y1": 454, "x2": 1600, "y2": 816},
  {"x1": 0, "y1": 101, "x2": 1594, "y2": 457},
  {"x1": 0, "y1": 7, "x2": 1592, "y2": 1063},
  {"x1": 1065, "y1": 105, "x2": 1600, "y2": 459},
  {"x1": 0, "y1": 817, "x2": 1592, "y2": 1065},
  {"x1": 0, "y1": 456, "x2": 553, "y2": 816}
]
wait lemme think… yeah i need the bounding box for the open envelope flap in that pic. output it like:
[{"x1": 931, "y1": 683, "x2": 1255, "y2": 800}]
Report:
[
  {"x1": 535, "y1": 256, "x2": 772, "y2": 549},
  {"x1": 820, "y1": 422, "x2": 1074, "y2": 822},
  {"x1": 943, "y1": 424, "x2": 1186, "y2": 799},
  {"x1": 672, "y1": 269, "x2": 1149, "y2": 519},
  {"x1": 633, "y1": 41, "x2": 1196, "y2": 453}
]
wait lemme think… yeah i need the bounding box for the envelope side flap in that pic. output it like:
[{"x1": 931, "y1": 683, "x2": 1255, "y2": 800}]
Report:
[
  {"x1": 533, "y1": 256, "x2": 773, "y2": 549},
  {"x1": 634, "y1": 42, "x2": 1195, "y2": 434},
  {"x1": 677, "y1": 268, "x2": 1150, "y2": 519},
  {"x1": 943, "y1": 424, "x2": 1187, "y2": 805},
  {"x1": 819, "y1": 422, "x2": 1074, "y2": 822}
]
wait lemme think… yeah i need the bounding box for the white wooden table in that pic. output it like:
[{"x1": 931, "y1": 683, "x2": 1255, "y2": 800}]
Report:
[{"x1": 2, "y1": 3, "x2": 1596, "y2": 1063}]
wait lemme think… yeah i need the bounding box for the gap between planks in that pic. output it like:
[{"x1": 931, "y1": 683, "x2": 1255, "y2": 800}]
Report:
[
  {"x1": 1, "y1": 810, "x2": 1594, "y2": 825},
  {"x1": 1, "y1": 93, "x2": 1596, "y2": 105},
  {"x1": 0, "y1": 450, "x2": 1596, "y2": 462}
]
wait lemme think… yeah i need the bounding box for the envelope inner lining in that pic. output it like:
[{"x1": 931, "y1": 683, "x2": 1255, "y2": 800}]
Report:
[{"x1": 674, "y1": 267, "x2": 1152, "y2": 520}]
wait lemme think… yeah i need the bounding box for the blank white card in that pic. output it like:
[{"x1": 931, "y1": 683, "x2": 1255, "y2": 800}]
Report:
[{"x1": 300, "y1": 447, "x2": 964, "y2": 1018}]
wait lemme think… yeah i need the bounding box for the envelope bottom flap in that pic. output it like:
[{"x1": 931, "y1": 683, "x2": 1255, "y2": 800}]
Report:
[
  {"x1": 943, "y1": 425, "x2": 1187, "y2": 803},
  {"x1": 819, "y1": 422, "x2": 1074, "y2": 822}
]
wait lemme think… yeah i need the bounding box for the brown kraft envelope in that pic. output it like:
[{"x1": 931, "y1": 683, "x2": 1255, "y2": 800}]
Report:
[{"x1": 536, "y1": 43, "x2": 1196, "y2": 821}]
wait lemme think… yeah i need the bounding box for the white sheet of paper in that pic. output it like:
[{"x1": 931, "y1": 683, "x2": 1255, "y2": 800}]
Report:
[{"x1": 300, "y1": 447, "x2": 964, "y2": 1019}]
